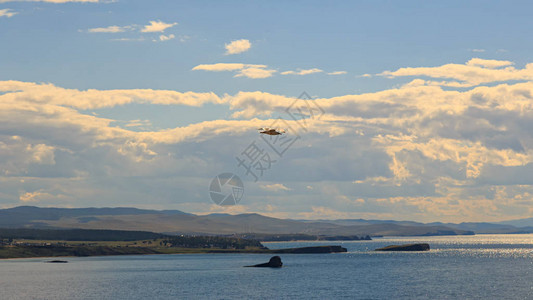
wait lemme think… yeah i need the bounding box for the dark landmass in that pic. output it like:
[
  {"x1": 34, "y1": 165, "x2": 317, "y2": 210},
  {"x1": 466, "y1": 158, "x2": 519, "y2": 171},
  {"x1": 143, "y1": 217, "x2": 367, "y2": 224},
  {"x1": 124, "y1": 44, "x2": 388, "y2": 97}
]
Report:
[
  {"x1": 0, "y1": 228, "x2": 346, "y2": 259},
  {"x1": 236, "y1": 233, "x2": 372, "y2": 242},
  {"x1": 0, "y1": 206, "x2": 189, "y2": 228},
  {"x1": 161, "y1": 235, "x2": 266, "y2": 250},
  {"x1": 47, "y1": 260, "x2": 68, "y2": 263},
  {"x1": 271, "y1": 245, "x2": 347, "y2": 254},
  {"x1": 375, "y1": 243, "x2": 430, "y2": 251},
  {"x1": 0, "y1": 206, "x2": 479, "y2": 237},
  {"x1": 0, "y1": 244, "x2": 162, "y2": 259},
  {"x1": 245, "y1": 256, "x2": 282, "y2": 268},
  {"x1": 3, "y1": 206, "x2": 532, "y2": 236},
  {"x1": 0, "y1": 228, "x2": 165, "y2": 241},
  {"x1": 0, "y1": 244, "x2": 347, "y2": 259}
]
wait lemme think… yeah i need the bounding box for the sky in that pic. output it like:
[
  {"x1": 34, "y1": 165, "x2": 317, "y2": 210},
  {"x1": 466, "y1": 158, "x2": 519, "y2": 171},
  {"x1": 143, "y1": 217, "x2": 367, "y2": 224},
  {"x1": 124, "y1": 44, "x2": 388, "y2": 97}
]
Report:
[{"x1": 2, "y1": 0, "x2": 533, "y2": 222}]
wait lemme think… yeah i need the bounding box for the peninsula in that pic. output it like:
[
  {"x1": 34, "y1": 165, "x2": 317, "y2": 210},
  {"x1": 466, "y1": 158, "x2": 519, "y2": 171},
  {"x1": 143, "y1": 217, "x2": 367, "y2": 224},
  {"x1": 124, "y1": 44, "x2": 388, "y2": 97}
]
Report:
[{"x1": 0, "y1": 228, "x2": 347, "y2": 259}]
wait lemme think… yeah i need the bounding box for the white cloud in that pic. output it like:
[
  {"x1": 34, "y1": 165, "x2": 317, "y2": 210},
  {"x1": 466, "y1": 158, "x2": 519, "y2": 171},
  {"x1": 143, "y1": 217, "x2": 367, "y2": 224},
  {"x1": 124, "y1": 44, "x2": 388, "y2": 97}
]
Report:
[
  {"x1": 192, "y1": 63, "x2": 254, "y2": 72},
  {"x1": 260, "y1": 183, "x2": 291, "y2": 192},
  {"x1": 0, "y1": 8, "x2": 17, "y2": 17},
  {"x1": 471, "y1": 49, "x2": 486, "y2": 53},
  {"x1": 20, "y1": 191, "x2": 51, "y2": 203},
  {"x1": 0, "y1": 80, "x2": 223, "y2": 110},
  {"x1": 19, "y1": 190, "x2": 70, "y2": 203},
  {"x1": 158, "y1": 34, "x2": 175, "y2": 41},
  {"x1": 327, "y1": 71, "x2": 347, "y2": 75},
  {"x1": 465, "y1": 58, "x2": 514, "y2": 69},
  {"x1": 379, "y1": 58, "x2": 533, "y2": 87},
  {"x1": 141, "y1": 20, "x2": 177, "y2": 33},
  {"x1": 234, "y1": 67, "x2": 276, "y2": 79},
  {"x1": 124, "y1": 119, "x2": 152, "y2": 128},
  {"x1": 87, "y1": 21, "x2": 176, "y2": 37},
  {"x1": 192, "y1": 63, "x2": 275, "y2": 79},
  {"x1": 118, "y1": 140, "x2": 157, "y2": 162},
  {"x1": 281, "y1": 68, "x2": 323, "y2": 75},
  {"x1": 88, "y1": 25, "x2": 132, "y2": 33},
  {"x1": 224, "y1": 39, "x2": 251, "y2": 55}
]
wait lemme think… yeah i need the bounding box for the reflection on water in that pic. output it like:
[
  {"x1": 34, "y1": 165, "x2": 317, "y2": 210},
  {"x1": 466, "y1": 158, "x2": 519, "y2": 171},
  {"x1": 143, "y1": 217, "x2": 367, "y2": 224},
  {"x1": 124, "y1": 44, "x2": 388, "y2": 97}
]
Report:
[{"x1": 1, "y1": 234, "x2": 532, "y2": 299}]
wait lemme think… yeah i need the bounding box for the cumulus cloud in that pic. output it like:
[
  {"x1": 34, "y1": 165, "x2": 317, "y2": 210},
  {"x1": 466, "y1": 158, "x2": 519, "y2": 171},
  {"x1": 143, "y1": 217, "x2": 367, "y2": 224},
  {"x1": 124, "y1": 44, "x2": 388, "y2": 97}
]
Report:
[
  {"x1": 0, "y1": 80, "x2": 223, "y2": 109},
  {"x1": 234, "y1": 67, "x2": 276, "y2": 79},
  {"x1": 465, "y1": 58, "x2": 514, "y2": 69},
  {"x1": 87, "y1": 20, "x2": 177, "y2": 39},
  {"x1": 26, "y1": 144, "x2": 56, "y2": 165},
  {"x1": 281, "y1": 68, "x2": 323, "y2": 75},
  {"x1": 0, "y1": 8, "x2": 17, "y2": 17},
  {"x1": 192, "y1": 63, "x2": 275, "y2": 79},
  {"x1": 141, "y1": 20, "x2": 177, "y2": 33},
  {"x1": 19, "y1": 191, "x2": 49, "y2": 203},
  {"x1": 379, "y1": 58, "x2": 533, "y2": 87},
  {"x1": 124, "y1": 119, "x2": 151, "y2": 128},
  {"x1": 19, "y1": 189, "x2": 71, "y2": 203},
  {"x1": 158, "y1": 34, "x2": 175, "y2": 41},
  {"x1": 225, "y1": 39, "x2": 251, "y2": 55}
]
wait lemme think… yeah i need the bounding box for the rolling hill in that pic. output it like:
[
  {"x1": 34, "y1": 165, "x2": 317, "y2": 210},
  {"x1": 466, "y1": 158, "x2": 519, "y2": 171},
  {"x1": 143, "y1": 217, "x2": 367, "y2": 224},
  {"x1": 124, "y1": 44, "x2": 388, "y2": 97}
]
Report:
[{"x1": 0, "y1": 206, "x2": 485, "y2": 236}]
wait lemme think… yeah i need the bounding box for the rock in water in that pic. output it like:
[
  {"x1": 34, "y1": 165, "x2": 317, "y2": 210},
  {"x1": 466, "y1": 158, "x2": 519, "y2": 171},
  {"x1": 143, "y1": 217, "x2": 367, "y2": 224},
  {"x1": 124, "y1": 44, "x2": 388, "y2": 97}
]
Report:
[
  {"x1": 375, "y1": 243, "x2": 430, "y2": 251},
  {"x1": 245, "y1": 256, "x2": 283, "y2": 268}
]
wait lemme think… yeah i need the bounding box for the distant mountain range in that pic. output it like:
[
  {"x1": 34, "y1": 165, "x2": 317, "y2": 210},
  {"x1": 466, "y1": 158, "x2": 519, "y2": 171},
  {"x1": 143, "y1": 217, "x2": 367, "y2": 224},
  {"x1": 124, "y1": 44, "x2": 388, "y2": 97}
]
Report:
[
  {"x1": 317, "y1": 218, "x2": 533, "y2": 234},
  {"x1": 1, "y1": 206, "x2": 532, "y2": 236}
]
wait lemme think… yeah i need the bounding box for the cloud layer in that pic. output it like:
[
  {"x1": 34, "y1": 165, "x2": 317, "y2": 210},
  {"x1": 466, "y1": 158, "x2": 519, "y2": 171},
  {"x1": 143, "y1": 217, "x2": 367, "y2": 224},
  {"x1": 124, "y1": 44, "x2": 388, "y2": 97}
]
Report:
[{"x1": 2, "y1": 58, "x2": 533, "y2": 222}]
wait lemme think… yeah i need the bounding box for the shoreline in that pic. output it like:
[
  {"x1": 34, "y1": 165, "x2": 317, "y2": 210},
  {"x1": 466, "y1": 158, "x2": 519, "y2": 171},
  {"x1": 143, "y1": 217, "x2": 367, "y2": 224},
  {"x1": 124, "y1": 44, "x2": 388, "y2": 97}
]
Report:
[{"x1": 0, "y1": 244, "x2": 347, "y2": 260}]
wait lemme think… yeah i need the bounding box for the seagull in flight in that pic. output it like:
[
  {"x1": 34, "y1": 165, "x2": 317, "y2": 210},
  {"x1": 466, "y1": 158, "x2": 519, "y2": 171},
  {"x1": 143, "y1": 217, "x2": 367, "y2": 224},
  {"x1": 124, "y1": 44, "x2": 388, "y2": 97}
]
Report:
[{"x1": 258, "y1": 127, "x2": 286, "y2": 135}]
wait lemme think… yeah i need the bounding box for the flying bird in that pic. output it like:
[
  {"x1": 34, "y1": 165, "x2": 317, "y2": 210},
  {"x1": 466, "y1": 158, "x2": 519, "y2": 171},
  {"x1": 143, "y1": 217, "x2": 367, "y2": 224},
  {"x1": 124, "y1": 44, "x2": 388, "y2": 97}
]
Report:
[{"x1": 258, "y1": 127, "x2": 286, "y2": 135}]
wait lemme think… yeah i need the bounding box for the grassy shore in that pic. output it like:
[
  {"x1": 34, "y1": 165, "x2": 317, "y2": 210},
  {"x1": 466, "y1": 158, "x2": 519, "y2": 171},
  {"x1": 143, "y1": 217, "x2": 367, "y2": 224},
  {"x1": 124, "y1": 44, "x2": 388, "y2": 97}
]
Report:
[
  {"x1": 0, "y1": 238, "x2": 271, "y2": 259},
  {"x1": 0, "y1": 238, "x2": 347, "y2": 259}
]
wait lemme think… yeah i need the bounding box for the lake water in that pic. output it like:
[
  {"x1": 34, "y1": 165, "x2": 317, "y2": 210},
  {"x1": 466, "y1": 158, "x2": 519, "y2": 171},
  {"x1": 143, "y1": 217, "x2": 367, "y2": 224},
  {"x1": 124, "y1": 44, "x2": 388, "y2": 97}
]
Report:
[{"x1": 1, "y1": 234, "x2": 532, "y2": 299}]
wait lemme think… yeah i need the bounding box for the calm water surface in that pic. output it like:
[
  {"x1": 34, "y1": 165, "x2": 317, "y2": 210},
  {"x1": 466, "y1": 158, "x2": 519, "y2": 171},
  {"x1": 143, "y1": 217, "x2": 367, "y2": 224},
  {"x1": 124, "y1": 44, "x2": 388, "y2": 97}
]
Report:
[{"x1": 1, "y1": 234, "x2": 532, "y2": 299}]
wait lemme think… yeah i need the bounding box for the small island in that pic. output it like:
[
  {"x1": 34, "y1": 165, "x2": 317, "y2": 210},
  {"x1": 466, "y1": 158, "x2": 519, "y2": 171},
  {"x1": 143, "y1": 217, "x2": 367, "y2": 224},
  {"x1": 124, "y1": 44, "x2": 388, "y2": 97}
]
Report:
[
  {"x1": 375, "y1": 243, "x2": 430, "y2": 251},
  {"x1": 245, "y1": 256, "x2": 283, "y2": 268}
]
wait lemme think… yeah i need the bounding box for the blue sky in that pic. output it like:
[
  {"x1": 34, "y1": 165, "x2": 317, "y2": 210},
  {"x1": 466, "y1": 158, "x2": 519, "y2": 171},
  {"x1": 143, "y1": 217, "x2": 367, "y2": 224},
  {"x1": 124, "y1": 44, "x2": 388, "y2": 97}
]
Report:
[{"x1": 2, "y1": 0, "x2": 533, "y2": 222}]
